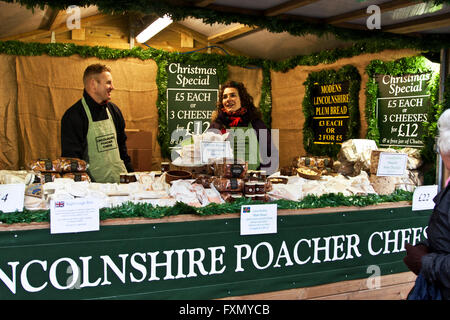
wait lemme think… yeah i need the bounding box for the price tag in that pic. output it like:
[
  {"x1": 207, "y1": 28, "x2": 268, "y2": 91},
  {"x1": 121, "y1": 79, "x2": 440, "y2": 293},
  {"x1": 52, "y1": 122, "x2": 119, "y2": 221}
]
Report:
[
  {"x1": 376, "y1": 152, "x2": 407, "y2": 176},
  {"x1": 200, "y1": 141, "x2": 232, "y2": 164},
  {"x1": 50, "y1": 198, "x2": 100, "y2": 234},
  {"x1": 412, "y1": 185, "x2": 438, "y2": 211},
  {"x1": 240, "y1": 204, "x2": 277, "y2": 236},
  {"x1": 0, "y1": 183, "x2": 25, "y2": 213}
]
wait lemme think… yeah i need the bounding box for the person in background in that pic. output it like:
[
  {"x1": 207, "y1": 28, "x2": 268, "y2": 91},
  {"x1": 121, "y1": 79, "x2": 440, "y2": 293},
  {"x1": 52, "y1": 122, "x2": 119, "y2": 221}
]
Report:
[
  {"x1": 209, "y1": 80, "x2": 278, "y2": 174},
  {"x1": 403, "y1": 108, "x2": 450, "y2": 300},
  {"x1": 61, "y1": 63, "x2": 133, "y2": 183}
]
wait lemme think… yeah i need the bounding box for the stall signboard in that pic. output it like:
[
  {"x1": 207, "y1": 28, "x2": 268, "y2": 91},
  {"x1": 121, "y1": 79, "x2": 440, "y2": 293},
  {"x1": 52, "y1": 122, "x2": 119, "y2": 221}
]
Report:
[
  {"x1": 166, "y1": 63, "x2": 219, "y2": 146},
  {"x1": 0, "y1": 206, "x2": 430, "y2": 300},
  {"x1": 375, "y1": 73, "x2": 432, "y2": 147},
  {"x1": 312, "y1": 81, "x2": 350, "y2": 145}
]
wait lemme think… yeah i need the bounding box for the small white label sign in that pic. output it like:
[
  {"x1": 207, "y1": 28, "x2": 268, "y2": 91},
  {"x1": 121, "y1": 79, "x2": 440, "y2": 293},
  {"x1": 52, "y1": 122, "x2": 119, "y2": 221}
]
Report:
[
  {"x1": 412, "y1": 185, "x2": 438, "y2": 211},
  {"x1": 200, "y1": 141, "x2": 232, "y2": 164},
  {"x1": 50, "y1": 198, "x2": 100, "y2": 234},
  {"x1": 0, "y1": 183, "x2": 25, "y2": 213},
  {"x1": 377, "y1": 153, "x2": 407, "y2": 176},
  {"x1": 240, "y1": 204, "x2": 277, "y2": 236}
]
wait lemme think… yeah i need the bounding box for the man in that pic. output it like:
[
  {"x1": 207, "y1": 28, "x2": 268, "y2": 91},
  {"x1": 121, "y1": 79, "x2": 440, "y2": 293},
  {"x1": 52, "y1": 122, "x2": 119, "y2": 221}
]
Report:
[{"x1": 61, "y1": 63, "x2": 133, "y2": 183}]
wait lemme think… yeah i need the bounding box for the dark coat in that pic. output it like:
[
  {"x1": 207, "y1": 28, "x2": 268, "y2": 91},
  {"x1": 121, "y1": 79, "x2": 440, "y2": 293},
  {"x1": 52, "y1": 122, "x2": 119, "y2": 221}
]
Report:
[{"x1": 421, "y1": 182, "x2": 450, "y2": 299}]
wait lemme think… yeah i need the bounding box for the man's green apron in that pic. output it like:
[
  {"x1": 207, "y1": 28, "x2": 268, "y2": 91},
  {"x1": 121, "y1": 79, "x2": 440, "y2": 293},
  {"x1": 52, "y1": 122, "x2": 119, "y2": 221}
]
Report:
[
  {"x1": 231, "y1": 123, "x2": 260, "y2": 170},
  {"x1": 81, "y1": 97, "x2": 127, "y2": 183}
]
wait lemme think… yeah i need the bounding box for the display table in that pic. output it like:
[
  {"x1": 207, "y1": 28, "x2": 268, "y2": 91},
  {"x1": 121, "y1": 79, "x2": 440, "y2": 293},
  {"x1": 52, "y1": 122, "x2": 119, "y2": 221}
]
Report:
[{"x1": 0, "y1": 201, "x2": 428, "y2": 300}]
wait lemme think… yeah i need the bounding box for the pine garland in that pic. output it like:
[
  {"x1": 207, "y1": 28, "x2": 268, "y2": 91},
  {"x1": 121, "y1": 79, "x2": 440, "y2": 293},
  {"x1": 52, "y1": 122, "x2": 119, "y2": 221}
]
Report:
[
  {"x1": 0, "y1": 189, "x2": 413, "y2": 224},
  {"x1": 4, "y1": 0, "x2": 450, "y2": 52}
]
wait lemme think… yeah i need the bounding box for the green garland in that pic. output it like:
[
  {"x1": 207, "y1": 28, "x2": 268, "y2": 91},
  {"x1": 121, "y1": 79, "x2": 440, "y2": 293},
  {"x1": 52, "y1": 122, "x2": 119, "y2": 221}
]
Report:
[
  {"x1": 302, "y1": 65, "x2": 361, "y2": 157},
  {"x1": 260, "y1": 63, "x2": 272, "y2": 128},
  {"x1": 5, "y1": 0, "x2": 450, "y2": 52},
  {"x1": 0, "y1": 189, "x2": 413, "y2": 224}
]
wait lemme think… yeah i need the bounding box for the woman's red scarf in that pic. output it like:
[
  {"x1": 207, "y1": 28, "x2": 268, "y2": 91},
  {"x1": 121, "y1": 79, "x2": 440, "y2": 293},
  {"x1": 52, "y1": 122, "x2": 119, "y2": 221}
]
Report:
[{"x1": 221, "y1": 106, "x2": 247, "y2": 127}]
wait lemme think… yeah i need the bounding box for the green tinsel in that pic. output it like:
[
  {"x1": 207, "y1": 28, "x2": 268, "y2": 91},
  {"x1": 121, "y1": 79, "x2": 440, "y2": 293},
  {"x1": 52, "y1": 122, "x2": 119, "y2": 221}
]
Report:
[{"x1": 0, "y1": 189, "x2": 413, "y2": 224}]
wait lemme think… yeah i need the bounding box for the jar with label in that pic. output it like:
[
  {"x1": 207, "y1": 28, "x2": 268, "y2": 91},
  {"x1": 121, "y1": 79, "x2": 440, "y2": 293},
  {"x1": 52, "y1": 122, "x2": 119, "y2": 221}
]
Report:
[
  {"x1": 244, "y1": 181, "x2": 256, "y2": 195},
  {"x1": 255, "y1": 194, "x2": 265, "y2": 202},
  {"x1": 127, "y1": 173, "x2": 137, "y2": 183},
  {"x1": 255, "y1": 182, "x2": 265, "y2": 194},
  {"x1": 245, "y1": 194, "x2": 255, "y2": 201},
  {"x1": 120, "y1": 173, "x2": 128, "y2": 184},
  {"x1": 259, "y1": 170, "x2": 267, "y2": 181},
  {"x1": 230, "y1": 194, "x2": 244, "y2": 202},
  {"x1": 161, "y1": 162, "x2": 170, "y2": 173}
]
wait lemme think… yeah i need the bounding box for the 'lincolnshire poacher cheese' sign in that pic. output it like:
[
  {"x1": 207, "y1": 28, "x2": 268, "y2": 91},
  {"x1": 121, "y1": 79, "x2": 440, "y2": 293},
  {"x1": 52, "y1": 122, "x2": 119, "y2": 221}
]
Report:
[
  {"x1": 0, "y1": 206, "x2": 430, "y2": 300},
  {"x1": 166, "y1": 63, "x2": 219, "y2": 146},
  {"x1": 375, "y1": 73, "x2": 432, "y2": 148},
  {"x1": 311, "y1": 81, "x2": 350, "y2": 145}
]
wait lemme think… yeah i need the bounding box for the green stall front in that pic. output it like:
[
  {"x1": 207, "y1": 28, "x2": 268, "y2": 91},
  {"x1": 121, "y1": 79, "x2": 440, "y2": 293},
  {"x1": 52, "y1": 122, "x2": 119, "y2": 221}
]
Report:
[{"x1": 0, "y1": 202, "x2": 429, "y2": 300}]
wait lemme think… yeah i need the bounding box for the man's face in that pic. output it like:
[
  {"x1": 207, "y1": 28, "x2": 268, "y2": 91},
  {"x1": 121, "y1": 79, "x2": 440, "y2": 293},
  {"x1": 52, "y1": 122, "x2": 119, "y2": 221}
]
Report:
[
  {"x1": 222, "y1": 87, "x2": 241, "y2": 113},
  {"x1": 92, "y1": 71, "x2": 114, "y2": 103}
]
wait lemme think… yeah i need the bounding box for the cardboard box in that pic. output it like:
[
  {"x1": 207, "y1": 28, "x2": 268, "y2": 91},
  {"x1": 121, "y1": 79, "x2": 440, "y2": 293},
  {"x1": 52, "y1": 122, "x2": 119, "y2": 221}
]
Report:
[{"x1": 126, "y1": 131, "x2": 152, "y2": 172}]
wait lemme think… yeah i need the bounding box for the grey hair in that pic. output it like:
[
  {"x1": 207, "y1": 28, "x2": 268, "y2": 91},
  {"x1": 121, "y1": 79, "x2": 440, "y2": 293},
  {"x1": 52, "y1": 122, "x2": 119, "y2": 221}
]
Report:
[{"x1": 438, "y1": 108, "x2": 450, "y2": 155}]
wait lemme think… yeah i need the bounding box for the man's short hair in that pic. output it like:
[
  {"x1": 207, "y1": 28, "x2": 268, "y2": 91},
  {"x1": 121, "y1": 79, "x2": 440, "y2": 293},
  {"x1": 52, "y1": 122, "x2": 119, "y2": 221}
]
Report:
[{"x1": 83, "y1": 64, "x2": 111, "y2": 84}]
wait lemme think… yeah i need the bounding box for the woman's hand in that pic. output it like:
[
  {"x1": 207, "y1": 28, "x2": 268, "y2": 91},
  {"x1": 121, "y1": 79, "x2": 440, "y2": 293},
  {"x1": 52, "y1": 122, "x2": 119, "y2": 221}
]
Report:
[{"x1": 403, "y1": 243, "x2": 429, "y2": 275}]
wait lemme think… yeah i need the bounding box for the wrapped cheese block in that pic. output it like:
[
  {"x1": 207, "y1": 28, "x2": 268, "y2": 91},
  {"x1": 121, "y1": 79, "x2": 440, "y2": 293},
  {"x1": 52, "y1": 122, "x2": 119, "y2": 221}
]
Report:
[{"x1": 336, "y1": 139, "x2": 378, "y2": 176}]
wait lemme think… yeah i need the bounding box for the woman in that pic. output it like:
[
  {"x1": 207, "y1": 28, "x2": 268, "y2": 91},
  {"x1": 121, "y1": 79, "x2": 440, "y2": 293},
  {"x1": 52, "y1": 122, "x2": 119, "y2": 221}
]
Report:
[
  {"x1": 210, "y1": 81, "x2": 278, "y2": 174},
  {"x1": 404, "y1": 108, "x2": 450, "y2": 300}
]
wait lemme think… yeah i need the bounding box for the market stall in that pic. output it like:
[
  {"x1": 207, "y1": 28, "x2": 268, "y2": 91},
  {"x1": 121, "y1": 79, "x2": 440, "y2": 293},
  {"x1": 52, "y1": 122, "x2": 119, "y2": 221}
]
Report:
[{"x1": 1, "y1": 0, "x2": 450, "y2": 301}]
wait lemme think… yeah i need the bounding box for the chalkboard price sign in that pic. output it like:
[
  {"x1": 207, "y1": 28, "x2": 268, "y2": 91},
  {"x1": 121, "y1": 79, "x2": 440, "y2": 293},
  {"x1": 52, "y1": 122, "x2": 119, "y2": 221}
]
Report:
[
  {"x1": 312, "y1": 81, "x2": 350, "y2": 145},
  {"x1": 375, "y1": 73, "x2": 431, "y2": 148},
  {"x1": 167, "y1": 63, "x2": 219, "y2": 146}
]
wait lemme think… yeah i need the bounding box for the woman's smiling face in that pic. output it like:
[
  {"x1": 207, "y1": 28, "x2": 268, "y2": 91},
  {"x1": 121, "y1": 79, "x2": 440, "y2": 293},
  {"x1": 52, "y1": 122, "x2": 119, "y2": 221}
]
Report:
[{"x1": 222, "y1": 87, "x2": 241, "y2": 113}]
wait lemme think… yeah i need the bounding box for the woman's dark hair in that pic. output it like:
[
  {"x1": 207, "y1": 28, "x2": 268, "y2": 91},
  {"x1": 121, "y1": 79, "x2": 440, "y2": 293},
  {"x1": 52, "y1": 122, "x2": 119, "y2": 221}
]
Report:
[{"x1": 216, "y1": 80, "x2": 261, "y2": 120}]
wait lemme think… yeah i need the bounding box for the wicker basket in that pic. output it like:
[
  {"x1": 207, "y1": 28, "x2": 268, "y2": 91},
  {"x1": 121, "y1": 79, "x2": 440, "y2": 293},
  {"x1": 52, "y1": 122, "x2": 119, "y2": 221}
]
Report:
[{"x1": 296, "y1": 165, "x2": 322, "y2": 180}]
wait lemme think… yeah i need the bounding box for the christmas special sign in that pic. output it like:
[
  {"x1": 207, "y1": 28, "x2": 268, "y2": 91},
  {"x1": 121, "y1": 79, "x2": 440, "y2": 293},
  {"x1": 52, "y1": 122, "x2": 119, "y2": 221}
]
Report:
[
  {"x1": 312, "y1": 81, "x2": 350, "y2": 144},
  {"x1": 375, "y1": 73, "x2": 432, "y2": 147},
  {"x1": 167, "y1": 63, "x2": 219, "y2": 146}
]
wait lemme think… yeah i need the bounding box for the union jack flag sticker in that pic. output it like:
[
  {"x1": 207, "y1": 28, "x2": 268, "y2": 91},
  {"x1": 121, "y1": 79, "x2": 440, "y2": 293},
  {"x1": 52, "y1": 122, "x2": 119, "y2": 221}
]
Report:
[
  {"x1": 55, "y1": 201, "x2": 65, "y2": 208},
  {"x1": 242, "y1": 206, "x2": 251, "y2": 213}
]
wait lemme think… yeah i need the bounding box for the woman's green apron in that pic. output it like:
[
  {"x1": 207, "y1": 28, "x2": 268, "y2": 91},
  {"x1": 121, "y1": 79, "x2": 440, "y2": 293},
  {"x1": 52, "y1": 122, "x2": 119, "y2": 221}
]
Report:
[
  {"x1": 232, "y1": 123, "x2": 260, "y2": 170},
  {"x1": 81, "y1": 97, "x2": 127, "y2": 183}
]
